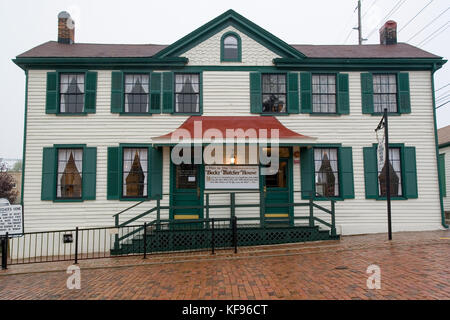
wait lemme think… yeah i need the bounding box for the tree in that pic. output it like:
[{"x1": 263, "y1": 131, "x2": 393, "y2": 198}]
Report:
[
  {"x1": 12, "y1": 160, "x2": 22, "y2": 172},
  {"x1": 0, "y1": 163, "x2": 18, "y2": 204}
]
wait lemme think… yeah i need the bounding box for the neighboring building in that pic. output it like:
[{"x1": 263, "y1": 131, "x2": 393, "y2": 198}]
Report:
[
  {"x1": 438, "y1": 125, "x2": 450, "y2": 225},
  {"x1": 13, "y1": 10, "x2": 447, "y2": 246},
  {"x1": 0, "y1": 158, "x2": 21, "y2": 171},
  {"x1": 8, "y1": 171, "x2": 22, "y2": 204}
]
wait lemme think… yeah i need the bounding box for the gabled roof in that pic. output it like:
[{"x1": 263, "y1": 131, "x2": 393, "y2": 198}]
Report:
[
  {"x1": 438, "y1": 125, "x2": 450, "y2": 147},
  {"x1": 153, "y1": 9, "x2": 305, "y2": 59}
]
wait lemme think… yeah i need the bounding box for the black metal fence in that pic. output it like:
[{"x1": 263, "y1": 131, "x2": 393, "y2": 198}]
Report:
[{"x1": 1, "y1": 217, "x2": 238, "y2": 269}]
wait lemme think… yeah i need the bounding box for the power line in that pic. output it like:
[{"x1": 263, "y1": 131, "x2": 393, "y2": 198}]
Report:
[
  {"x1": 436, "y1": 83, "x2": 450, "y2": 92},
  {"x1": 399, "y1": 0, "x2": 434, "y2": 33},
  {"x1": 418, "y1": 22, "x2": 450, "y2": 47},
  {"x1": 436, "y1": 100, "x2": 450, "y2": 109},
  {"x1": 407, "y1": 6, "x2": 450, "y2": 42},
  {"x1": 366, "y1": 0, "x2": 407, "y2": 39},
  {"x1": 436, "y1": 89, "x2": 450, "y2": 99},
  {"x1": 342, "y1": 2, "x2": 359, "y2": 44},
  {"x1": 362, "y1": 0, "x2": 379, "y2": 19},
  {"x1": 436, "y1": 93, "x2": 450, "y2": 103}
]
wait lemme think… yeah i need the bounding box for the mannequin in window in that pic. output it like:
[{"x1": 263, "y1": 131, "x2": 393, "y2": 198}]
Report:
[
  {"x1": 317, "y1": 153, "x2": 335, "y2": 197},
  {"x1": 60, "y1": 152, "x2": 82, "y2": 198},
  {"x1": 379, "y1": 161, "x2": 400, "y2": 196},
  {"x1": 126, "y1": 151, "x2": 145, "y2": 196}
]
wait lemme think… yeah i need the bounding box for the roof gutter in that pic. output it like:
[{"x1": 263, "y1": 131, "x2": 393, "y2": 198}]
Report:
[
  {"x1": 12, "y1": 56, "x2": 189, "y2": 70},
  {"x1": 273, "y1": 57, "x2": 447, "y2": 71}
]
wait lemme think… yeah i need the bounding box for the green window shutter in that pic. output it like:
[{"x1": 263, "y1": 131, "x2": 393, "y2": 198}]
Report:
[
  {"x1": 287, "y1": 73, "x2": 299, "y2": 114},
  {"x1": 107, "y1": 147, "x2": 120, "y2": 200},
  {"x1": 250, "y1": 72, "x2": 262, "y2": 113},
  {"x1": 300, "y1": 147, "x2": 314, "y2": 199},
  {"x1": 398, "y1": 73, "x2": 411, "y2": 114},
  {"x1": 300, "y1": 72, "x2": 312, "y2": 113},
  {"x1": 150, "y1": 147, "x2": 163, "y2": 199},
  {"x1": 162, "y1": 72, "x2": 174, "y2": 113},
  {"x1": 82, "y1": 147, "x2": 97, "y2": 200},
  {"x1": 41, "y1": 147, "x2": 56, "y2": 200},
  {"x1": 46, "y1": 72, "x2": 58, "y2": 114},
  {"x1": 361, "y1": 73, "x2": 374, "y2": 114},
  {"x1": 337, "y1": 73, "x2": 350, "y2": 115},
  {"x1": 363, "y1": 146, "x2": 378, "y2": 199},
  {"x1": 84, "y1": 72, "x2": 97, "y2": 113},
  {"x1": 403, "y1": 146, "x2": 418, "y2": 199},
  {"x1": 439, "y1": 154, "x2": 446, "y2": 197},
  {"x1": 339, "y1": 147, "x2": 354, "y2": 199},
  {"x1": 111, "y1": 72, "x2": 123, "y2": 113},
  {"x1": 150, "y1": 72, "x2": 162, "y2": 113}
]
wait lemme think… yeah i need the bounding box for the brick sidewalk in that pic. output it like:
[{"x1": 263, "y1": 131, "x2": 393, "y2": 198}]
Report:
[{"x1": 0, "y1": 230, "x2": 449, "y2": 299}]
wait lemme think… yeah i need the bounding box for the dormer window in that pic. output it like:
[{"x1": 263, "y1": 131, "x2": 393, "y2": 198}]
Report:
[{"x1": 221, "y1": 32, "x2": 241, "y2": 62}]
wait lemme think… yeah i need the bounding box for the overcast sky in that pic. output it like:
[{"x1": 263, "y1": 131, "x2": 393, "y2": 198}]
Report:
[{"x1": 0, "y1": 0, "x2": 449, "y2": 159}]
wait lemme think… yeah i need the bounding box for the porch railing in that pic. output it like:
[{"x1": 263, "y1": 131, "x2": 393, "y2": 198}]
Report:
[{"x1": 112, "y1": 190, "x2": 337, "y2": 245}]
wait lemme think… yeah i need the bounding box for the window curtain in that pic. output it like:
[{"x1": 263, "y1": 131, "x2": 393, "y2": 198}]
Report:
[
  {"x1": 175, "y1": 74, "x2": 199, "y2": 113},
  {"x1": 122, "y1": 148, "x2": 148, "y2": 197},
  {"x1": 314, "y1": 148, "x2": 339, "y2": 196},
  {"x1": 125, "y1": 75, "x2": 149, "y2": 113},
  {"x1": 60, "y1": 74, "x2": 84, "y2": 113},
  {"x1": 57, "y1": 149, "x2": 83, "y2": 198}
]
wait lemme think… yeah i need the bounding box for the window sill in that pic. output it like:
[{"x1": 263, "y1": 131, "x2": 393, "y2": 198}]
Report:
[
  {"x1": 119, "y1": 197, "x2": 150, "y2": 201},
  {"x1": 370, "y1": 112, "x2": 401, "y2": 116},
  {"x1": 376, "y1": 196, "x2": 408, "y2": 200},
  {"x1": 119, "y1": 112, "x2": 154, "y2": 116},
  {"x1": 54, "y1": 113, "x2": 89, "y2": 116},
  {"x1": 260, "y1": 113, "x2": 289, "y2": 116},
  {"x1": 53, "y1": 198, "x2": 84, "y2": 203},
  {"x1": 309, "y1": 113, "x2": 342, "y2": 117},
  {"x1": 172, "y1": 112, "x2": 203, "y2": 116}
]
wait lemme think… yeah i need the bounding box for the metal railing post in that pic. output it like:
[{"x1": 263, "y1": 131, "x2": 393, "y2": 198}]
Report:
[
  {"x1": 74, "y1": 227, "x2": 79, "y2": 264},
  {"x1": 1, "y1": 232, "x2": 8, "y2": 270},
  {"x1": 233, "y1": 216, "x2": 238, "y2": 254},
  {"x1": 230, "y1": 193, "x2": 235, "y2": 219},
  {"x1": 114, "y1": 215, "x2": 119, "y2": 250},
  {"x1": 331, "y1": 201, "x2": 336, "y2": 236},
  {"x1": 206, "y1": 194, "x2": 210, "y2": 228},
  {"x1": 309, "y1": 192, "x2": 314, "y2": 227},
  {"x1": 260, "y1": 189, "x2": 265, "y2": 228},
  {"x1": 156, "y1": 199, "x2": 161, "y2": 231},
  {"x1": 211, "y1": 218, "x2": 215, "y2": 255},
  {"x1": 143, "y1": 222, "x2": 147, "y2": 259}
]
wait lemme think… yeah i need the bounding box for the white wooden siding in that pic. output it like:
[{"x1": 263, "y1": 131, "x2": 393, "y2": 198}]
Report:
[
  {"x1": 183, "y1": 26, "x2": 280, "y2": 66},
  {"x1": 22, "y1": 70, "x2": 443, "y2": 235}
]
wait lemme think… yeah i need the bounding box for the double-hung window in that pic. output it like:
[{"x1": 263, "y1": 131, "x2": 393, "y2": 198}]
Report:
[
  {"x1": 175, "y1": 73, "x2": 200, "y2": 113},
  {"x1": 262, "y1": 74, "x2": 287, "y2": 113},
  {"x1": 373, "y1": 74, "x2": 397, "y2": 113},
  {"x1": 124, "y1": 74, "x2": 149, "y2": 113},
  {"x1": 122, "y1": 148, "x2": 148, "y2": 198},
  {"x1": 57, "y1": 148, "x2": 83, "y2": 199},
  {"x1": 60, "y1": 73, "x2": 85, "y2": 113},
  {"x1": 312, "y1": 74, "x2": 336, "y2": 113},
  {"x1": 314, "y1": 148, "x2": 340, "y2": 197}
]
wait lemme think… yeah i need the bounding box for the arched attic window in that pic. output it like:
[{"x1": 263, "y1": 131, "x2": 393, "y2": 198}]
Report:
[{"x1": 221, "y1": 32, "x2": 241, "y2": 62}]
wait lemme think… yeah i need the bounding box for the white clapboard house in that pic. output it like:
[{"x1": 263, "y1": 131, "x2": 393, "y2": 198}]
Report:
[{"x1": 13, "y1": 10, "x2": 447, "y2": 254}]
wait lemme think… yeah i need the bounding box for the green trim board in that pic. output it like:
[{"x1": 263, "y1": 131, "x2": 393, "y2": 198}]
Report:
[
  {"x1": 220, "y1": 31, "x2": 242, "y2": 62},
  {"x1": 439, "y1": 154, "x2": 446, "y2": 197},
  {"x1": 153, "y1": 9, "x2": 305, "y2": 60},
  {"x1": 41, "y1": 144, "x2": 97, "y2": 202}
]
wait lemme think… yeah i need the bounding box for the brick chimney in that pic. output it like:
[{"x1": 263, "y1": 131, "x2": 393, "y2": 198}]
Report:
[
  {"x1": 379, "y1": 20, "x2": 397, "y2": 45},
  {"x1": 58, "y1": 11, "x2": 75, "y2": 44}
]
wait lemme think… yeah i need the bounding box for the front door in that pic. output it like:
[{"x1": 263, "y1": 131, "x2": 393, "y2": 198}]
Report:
[
  {"x1": 171, "y1": 161, "x2": 204, "y2": 221},
  {"x1": 262, "y1": 150, "x2": 292, "y2": 226}
]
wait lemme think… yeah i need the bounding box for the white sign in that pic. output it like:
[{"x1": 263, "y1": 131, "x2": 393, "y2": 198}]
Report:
[
  {"x1": 0, "y1": 205, "x2": 23, "y2": 236},
  {"x1": 205, "y1": 165, "x2": 259, "y2": 190}
]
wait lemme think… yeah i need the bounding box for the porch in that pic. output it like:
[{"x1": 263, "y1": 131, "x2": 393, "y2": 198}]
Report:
[{"x1": 112, "y1": 190, "x2": 338, "y2": 255}]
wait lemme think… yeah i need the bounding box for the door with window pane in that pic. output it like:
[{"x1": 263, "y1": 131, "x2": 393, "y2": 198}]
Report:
[{"x1": 262, "y1": 148, "x2": 292, "y2": 226}]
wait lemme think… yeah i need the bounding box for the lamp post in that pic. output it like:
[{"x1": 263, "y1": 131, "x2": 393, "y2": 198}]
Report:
[{"x1": 376, "y1": 108, "x2": 392, "y2": 240}]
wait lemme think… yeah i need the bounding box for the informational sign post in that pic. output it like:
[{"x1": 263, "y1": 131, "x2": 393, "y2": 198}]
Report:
[
  {"x1": 205, "y1": 165, "x2": 259, "y2": 190},
  {"x1": 0, "y1": 205, "x2": 23, "y2": 236}
]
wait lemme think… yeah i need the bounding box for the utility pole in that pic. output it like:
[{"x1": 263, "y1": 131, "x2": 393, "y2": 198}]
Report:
[{"x1": 357, "y1": 0, "x2": 363, "y2": 45}]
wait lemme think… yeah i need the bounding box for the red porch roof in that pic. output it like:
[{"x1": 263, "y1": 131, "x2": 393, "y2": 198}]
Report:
[{"x1": 153, "y1": 116, "x2": 312, "y2": 141}]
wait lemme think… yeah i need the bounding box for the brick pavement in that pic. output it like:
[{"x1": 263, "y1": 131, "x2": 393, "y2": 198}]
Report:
[{"x1": 0, "y1": 230, "x2": 449, "y2": 300}]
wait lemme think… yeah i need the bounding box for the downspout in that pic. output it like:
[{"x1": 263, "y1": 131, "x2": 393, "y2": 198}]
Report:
[
  {"x1": 20, "y1": 69, "x2": 28, "y2": 232},
  {"x1": 431, "y1": 64, "x2": 448, "y2": 228}
]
